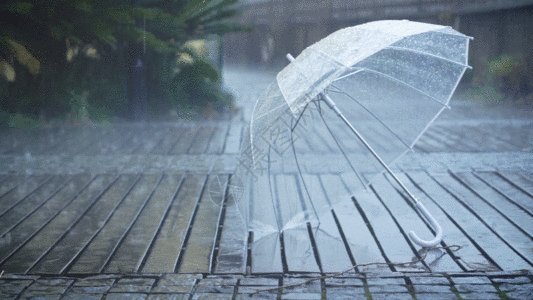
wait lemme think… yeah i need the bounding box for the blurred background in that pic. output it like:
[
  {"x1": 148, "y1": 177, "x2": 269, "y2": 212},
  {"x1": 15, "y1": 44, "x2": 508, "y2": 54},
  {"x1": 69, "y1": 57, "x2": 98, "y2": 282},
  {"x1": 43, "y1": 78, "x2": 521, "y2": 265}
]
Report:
[
  {"x1": 224, "y1": 0, "x2": 533, "y2": 106},
  {"x1": 1, "y1": 0, "x2": 532, "y2": 128}
]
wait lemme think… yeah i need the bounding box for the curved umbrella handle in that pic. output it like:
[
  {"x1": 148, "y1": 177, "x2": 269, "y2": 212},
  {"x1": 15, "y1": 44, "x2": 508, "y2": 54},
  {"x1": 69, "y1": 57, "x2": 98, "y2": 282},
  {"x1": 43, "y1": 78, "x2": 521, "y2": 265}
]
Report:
[{"x1": 408, "y1": 202, "x2": 443, "y2": 248}]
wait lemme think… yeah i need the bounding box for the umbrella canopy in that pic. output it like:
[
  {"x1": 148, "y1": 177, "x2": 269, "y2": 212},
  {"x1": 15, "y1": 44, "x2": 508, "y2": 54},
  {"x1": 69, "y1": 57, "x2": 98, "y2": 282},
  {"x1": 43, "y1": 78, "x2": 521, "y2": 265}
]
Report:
[{"x1": 233, "y1": 20, "x2": 471, "y2": 243}]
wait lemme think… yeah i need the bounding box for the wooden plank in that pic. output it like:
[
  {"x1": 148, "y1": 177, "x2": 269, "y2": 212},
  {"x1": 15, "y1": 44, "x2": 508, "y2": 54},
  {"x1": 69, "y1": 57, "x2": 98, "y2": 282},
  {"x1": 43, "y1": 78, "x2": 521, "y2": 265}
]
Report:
[
  {"x1": 214, "y1": 175, "x2": 247, "y2": 274},
  {"x1": 498, "y1": 171, "x2": 533, "y2": 198},
  {"x1": 409, "y1": 172, "x2": 529, "y2": 270},
  {"x1": 321, "y1": 173, "x2": 387, "y2": 272},
  {"x1": 68, "y1": 174, "x2": 161, "y2": 274},
  {"x1": 224, "y1": 121, "x2": 243, "y2": 154},
  {"x1": 141, "y1": 174, "x2": 206, "y2": 273},
  {"x1": 398, "y1": 172, "x2": 495, "y2": 271},
  {"x1": 1, "y1": 174, "x2": 111, "y2": 274},
  {"x1": 302, "y1": 174, "x2": 353, "y2": 273},
  {"x1": 105, "y1": 174, "x2": 184, "y2": 273},
  {"x1": 249, "y1": 175, "x2": 283, "y2": 273},
  {"x1": 187, "y1": 125, "x2": 216, "y2": 154},
  {"x1": 453, "y1": 172, "x2": 533, "y2": 238},
  {"x1": 150, "y1": 126, "x2": 184, "y2": 155},
  {"x1": 348, "y1": 176, "x2": 428, "y2": 272},
  {"x1": 275, "y1": 174, "x2": 320, "y2": 273},
  {"x1": 206, "y1": 123, "x2": 231, "y2": 154},
  {"x1": 0, "y1": 175, "x2": 26, "y2": 198},
  {"x1": 475, "y1": 172, "x2": 533, "y2": 215},
  {"x1": 0, "y1": 175, "x2": 71, "y2": 238},
  {"x1": 30, "y1": 174, "x2": 139, "y2": 274},
  {"x1": 169, "y1": 126, "x2": 201, "y2": 154},
  {"x1": 0, "y1": 175, "x2": 50, "y2": 216},
  {"x1": 434, "y1": 172, "x2": 533, "y2": 266},
  {"x1": 179, "y1": 175, "x2": 224, "y2": 273},
  {"x1": 375, "y1": 174, "x2": 462, "y2": 272}
]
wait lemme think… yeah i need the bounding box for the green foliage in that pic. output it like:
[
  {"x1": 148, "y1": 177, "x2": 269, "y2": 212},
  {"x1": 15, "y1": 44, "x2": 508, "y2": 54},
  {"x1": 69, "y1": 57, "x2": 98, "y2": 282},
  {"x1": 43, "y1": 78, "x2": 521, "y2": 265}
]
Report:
[{"x1": 0, "y1": 0, "x2": 249, "y2": 124}]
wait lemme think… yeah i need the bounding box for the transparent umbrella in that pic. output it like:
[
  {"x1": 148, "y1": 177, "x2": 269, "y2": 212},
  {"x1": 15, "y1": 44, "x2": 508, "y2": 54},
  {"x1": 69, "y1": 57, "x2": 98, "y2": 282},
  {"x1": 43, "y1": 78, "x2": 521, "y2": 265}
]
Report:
[{"x1": 233, "y1": 20, "x2": 471, "y2": 247}]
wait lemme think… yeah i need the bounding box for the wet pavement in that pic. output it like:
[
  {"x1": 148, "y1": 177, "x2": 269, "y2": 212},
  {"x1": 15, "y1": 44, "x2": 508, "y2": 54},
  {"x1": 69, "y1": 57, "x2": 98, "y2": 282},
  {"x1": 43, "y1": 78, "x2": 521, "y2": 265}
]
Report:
[{"x1": 0, "y1": 66, "x2": 532, "y2": 299}]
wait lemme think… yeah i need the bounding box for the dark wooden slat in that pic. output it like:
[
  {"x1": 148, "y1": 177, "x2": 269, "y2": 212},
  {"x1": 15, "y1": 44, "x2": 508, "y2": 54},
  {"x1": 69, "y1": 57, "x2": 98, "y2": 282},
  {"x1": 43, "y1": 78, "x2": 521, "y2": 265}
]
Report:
[
  {"x1": 475, "y1": 172, "x2": 533, "y2": 216},
  {"x1": 0, "y1": 175, "x2": 70, "y2": 238},
  {"x1": 1, "y1": 174, "x2": 110, "y2": 273},
  {"x1": 498, "y1": 171, "x2": 533, "y2": 198},
  {"x1": 169, "y1": 126, "x2": 201, "y2": 154},
  {"x1": 179, "y1": 175, "x2": 224, "y2": 273},
  {"x1": 224, "y1": 121, "x2": 243, "y2": 154},
  {"x1": 105, "y1": 174, "x2": 183, "y2": 273},
  {"x1": 398, "y1": 172, "x2": 494, "y2": 271},
  {"x1": 434, "y1": 173, "x2": 533, "y2": 267},
  {"x1": 141, "y1": 174, "x2": 206, "y2": 273},
  {"x1": 410, "y1": 172, "x2": 528, "y2": 270},
  {"x1": 214, "y1": 177, "x2": 247, "y2": 274},
  {"x1": 350, "y1": 178, "x2": 428, "y2": 272},
  {"x1": 68, "y1": 174, "x2": 161, "y2": 274},
  {"x1": 187, "y1": 126, "x2": 216, "y2": 154},
  {"x1": 375, "y1": 174, "x2": 462, "y2": 272},
  {"x1": 321, "y1": 174, "x2": 387, "y2": 272},
  {"x1": 206, "y1": 123, "x2": 231, "y2": 154},
  {"x1": 301, "y1": 174, "x2": 353, "y2": 273},
  {"x1": 150, "y1": 127, "x2": 185, "y2": 155},
  {"x1": 30, "y1": 175, "x2": 139, "y2": 274},
  {"x1": 249, "y1": 176, "x2": 283, "y2": 273},
  {"x1": 0, "y1": 175, "x2": 50, "y2": 216},
  {"x1": 0, "y1": 175, "x2": 26, "y2": 198},
  {"x1": 453, "y1": 172, "x2": 533, "y2": 238},
  {"x1": 251, "y1": 233, "x2": 283, "y2": 274},
  {"x1": 274, "y1": 174, "x2": 320, "y2": 273}
]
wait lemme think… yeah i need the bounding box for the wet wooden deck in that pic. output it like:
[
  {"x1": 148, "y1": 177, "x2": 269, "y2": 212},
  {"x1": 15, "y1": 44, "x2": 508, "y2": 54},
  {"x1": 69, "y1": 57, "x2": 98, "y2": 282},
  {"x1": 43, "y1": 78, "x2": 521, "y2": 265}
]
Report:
[{"x1": 0, "y1": 112, "x2": 532, "y2": 276}]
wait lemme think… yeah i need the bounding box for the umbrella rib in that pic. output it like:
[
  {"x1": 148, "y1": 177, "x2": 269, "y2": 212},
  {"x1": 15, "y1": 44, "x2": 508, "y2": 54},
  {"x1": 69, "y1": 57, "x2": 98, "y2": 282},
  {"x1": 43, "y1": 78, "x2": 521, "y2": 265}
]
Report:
[
  {"x1": 387, "y1": 46, "x2": 471, "y2": 68},
  {"x1": 327, "y1": 85, "x2": 414, "y2": 151},
  {"x1": 354, "y1": 68, "x2": 451, "y2": 108}
]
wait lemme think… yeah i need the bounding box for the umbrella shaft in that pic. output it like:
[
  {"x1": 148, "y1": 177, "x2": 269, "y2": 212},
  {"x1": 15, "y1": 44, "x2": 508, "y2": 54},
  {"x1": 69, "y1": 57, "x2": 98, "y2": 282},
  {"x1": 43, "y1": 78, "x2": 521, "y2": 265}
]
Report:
[{"x1": 330, "y1": 97, "x2": 420, "y2": 205}]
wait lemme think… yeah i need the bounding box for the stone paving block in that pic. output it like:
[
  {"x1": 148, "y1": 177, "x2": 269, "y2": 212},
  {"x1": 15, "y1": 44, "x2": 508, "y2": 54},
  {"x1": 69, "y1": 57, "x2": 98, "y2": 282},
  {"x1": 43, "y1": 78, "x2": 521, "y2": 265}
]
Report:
[
  {"x1": 147, "y1": 294, "x2": 189, "y2": 300},
  {"x1": 450, "y1": 276, "x2": 492, "y2": 284},
  {"x1": 492, "y1": 276, "x2": 531, "y2": 284},
  {"x1": 0, "y1": 294, "x2": 17, "y2": 300},
  {"x1": 109, "y1": 278, "x2": 156, "y2": 293},
  {"x1": 194, "y1": 285, "x2": 235, "y2": 293},
  {"x1": 408, "y1": 276, "x2": 450, "y2": 285},
  {"x1": 19, "y1": 293, "x2": 62, "y2": 300},
  {"x1": 0, "y1": 279, "x2": 33, "y2": 294},
  {"x1": 62, "y1": 293, "x2": 104, "y2": 300},
  {"x1": 70, "y1": 286, "x2": 111, "y2": 294},
  {"x1": 324, "y1": 277, "x2": 364, "y2": 286},
  {"x1": 281, "y1": 292, "x2": 322, "y2": 299},
  {"x1": 413, "y1": 284, "x2": 453, "y2": 293},
  {"x1": 150, "y1": 285, "x2": 194, "y2": 293},
  {"x1": 326, "y1": 286, "x2": 366, "y2": 299},
  {"x1": 368, "y1": 284, "x2": 409, "y2": 293},
  {"x1": 74, "y1": 275, "x2": 118, "y2": 287},
  {"x1": 457, "y1": 292, "x2": 500, "y2": 300},
  {"x1": 281, "y1": 277, "x2": 321, "y2": 293},
  {"x1": 498, "y1": 282, "x2": 533, "y2": 291},
  {"x1": 197, "y1": 277, "x2": 238, "y2": 286},
  {"x1": 235, "y1": 293, "x2": 277, "y2": 300},
  {"x1": 239, "y1": 277, "x2": 279, "y2": 286},
  {"x1": 366, "y1": 277, "x2": 406, "y2": 285},
  {"x1": 105, "y1": 293, "x2": 148, "y2": 300},
  {"x1": 454, "y1": 283, "x2": 498, "y2": 293},
  {"x1": 370, "y1": 293, "x2": 413, "y2": 299},
  {"x1": 414, "y1": 293, "x2": 458, "y2": 300},
  {"x1": 26, "y1": 278, "x2": 74, "y2": 294},
  {"x1": 500, "y1": 283, "x2": 533, "y2": 299},
  {"x1": 192, "y1": 293, "x2": 233, "y2": 300},
  {"x1": 237, "y1": 286, "x2": 278, "y2": 294},
  {"x1": 157, "y1": 274, "x2": 200, "y2": 286}
]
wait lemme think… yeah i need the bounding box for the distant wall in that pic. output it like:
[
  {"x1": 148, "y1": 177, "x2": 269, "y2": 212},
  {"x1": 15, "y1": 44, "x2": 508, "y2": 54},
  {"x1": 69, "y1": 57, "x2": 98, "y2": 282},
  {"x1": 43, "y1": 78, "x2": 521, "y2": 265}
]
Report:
[{"x1": 223, "y1": 4, "x2": 533, "y2": 95}]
